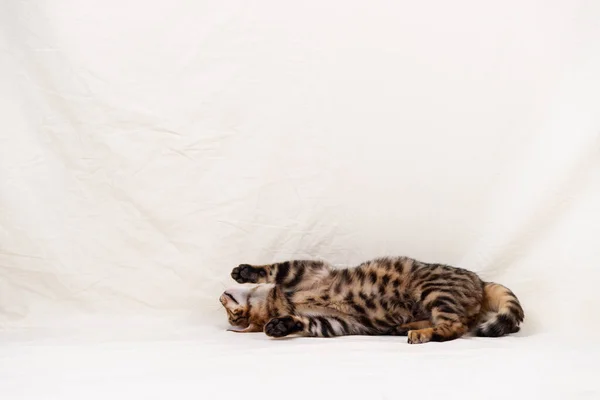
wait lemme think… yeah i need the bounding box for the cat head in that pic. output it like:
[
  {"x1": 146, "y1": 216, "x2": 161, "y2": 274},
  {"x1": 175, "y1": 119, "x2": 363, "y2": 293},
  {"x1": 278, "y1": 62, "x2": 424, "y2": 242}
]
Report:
[{"x1": 219, "y1": 284, "x2": 273, "y2": 332}]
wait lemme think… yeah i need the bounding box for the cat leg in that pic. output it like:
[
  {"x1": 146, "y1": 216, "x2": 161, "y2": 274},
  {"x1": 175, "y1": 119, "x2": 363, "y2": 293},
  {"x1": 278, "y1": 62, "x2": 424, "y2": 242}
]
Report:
[
  {"x1": 391, "y1": 320, "x2": 433, "y2": 336},
  {"x1": 231, "y1": 260, "x2": 330, "y2": 289},
  {"x1": 264, "y1": 313, "x2": 365, "y2": 338},
  {"x1": 407, "y1": 307, "x2": 468, "y2": 344}
]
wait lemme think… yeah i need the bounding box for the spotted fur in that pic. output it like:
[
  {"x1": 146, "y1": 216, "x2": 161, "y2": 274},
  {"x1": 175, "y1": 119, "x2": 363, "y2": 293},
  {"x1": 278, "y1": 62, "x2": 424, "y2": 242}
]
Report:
[{"x1": 220, "y1": 257, "x2": 524, "y2": 344}]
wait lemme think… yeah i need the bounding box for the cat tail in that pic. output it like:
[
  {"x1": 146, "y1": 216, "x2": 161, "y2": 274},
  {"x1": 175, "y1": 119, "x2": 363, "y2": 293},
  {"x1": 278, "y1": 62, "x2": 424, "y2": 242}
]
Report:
[{"x1": 475, "y1": 282, "x2": 524, "y2": 337}]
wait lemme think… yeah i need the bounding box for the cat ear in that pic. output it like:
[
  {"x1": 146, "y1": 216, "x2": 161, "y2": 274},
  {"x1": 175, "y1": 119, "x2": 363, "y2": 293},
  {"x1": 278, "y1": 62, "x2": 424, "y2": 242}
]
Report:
[{"x1": 227, "y1": 324, "x2": 261, "y2": 333}]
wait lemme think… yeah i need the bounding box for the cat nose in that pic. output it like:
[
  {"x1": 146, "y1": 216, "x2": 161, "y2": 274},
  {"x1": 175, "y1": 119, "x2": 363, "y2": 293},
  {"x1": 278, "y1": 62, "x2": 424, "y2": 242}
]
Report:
[
  {"x1": 223, "y1": 291, "x2": 238, "y2": 304},
  {"x1": 220, "y1": 291, "x2": 238, "y2": 305},
  {"x1": 219, "y1": 292, "x2": 229, "y2": 305}
]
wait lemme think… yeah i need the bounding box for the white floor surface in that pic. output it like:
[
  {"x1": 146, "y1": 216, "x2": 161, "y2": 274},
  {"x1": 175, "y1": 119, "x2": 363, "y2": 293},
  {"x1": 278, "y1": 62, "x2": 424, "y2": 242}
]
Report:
[{"x1": 1, "y1": 318, "x2": 597, "y2": 400}]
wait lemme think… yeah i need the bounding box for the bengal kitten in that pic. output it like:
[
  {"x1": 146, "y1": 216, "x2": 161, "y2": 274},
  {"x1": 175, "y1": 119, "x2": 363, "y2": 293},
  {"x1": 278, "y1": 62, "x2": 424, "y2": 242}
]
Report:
[{"x1": 219, "y1": 257, "x2": 524, "y2": 344}]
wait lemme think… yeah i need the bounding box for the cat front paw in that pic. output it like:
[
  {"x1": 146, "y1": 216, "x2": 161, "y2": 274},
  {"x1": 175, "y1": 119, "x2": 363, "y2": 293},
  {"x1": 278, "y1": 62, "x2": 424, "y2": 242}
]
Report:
[
  {"x1": 231, "y1": 264, "x2": 266, "y2": 283},
  {"x1": 264, "y1": 316, "x2": 304, "y2": 338},
  {"x1": 407, "y1": 328, "x2": 433, "y2": 344}
]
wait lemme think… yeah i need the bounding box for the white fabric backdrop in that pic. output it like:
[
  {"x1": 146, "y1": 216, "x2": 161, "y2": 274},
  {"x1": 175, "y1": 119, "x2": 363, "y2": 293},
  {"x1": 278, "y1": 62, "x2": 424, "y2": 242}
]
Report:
[
  {"x1": 1, "y1": 0, "x2": 599, "y2": 337},
  {"x1": 2, "y1": 2, "x2": 600, "y2": 399}
]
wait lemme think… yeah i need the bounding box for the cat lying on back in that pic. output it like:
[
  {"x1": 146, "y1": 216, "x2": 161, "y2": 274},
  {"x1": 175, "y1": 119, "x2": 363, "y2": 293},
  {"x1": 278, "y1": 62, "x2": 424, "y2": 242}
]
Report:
[{"x1": 219, "y1": 256, "x2": 524, "y2": 344}]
